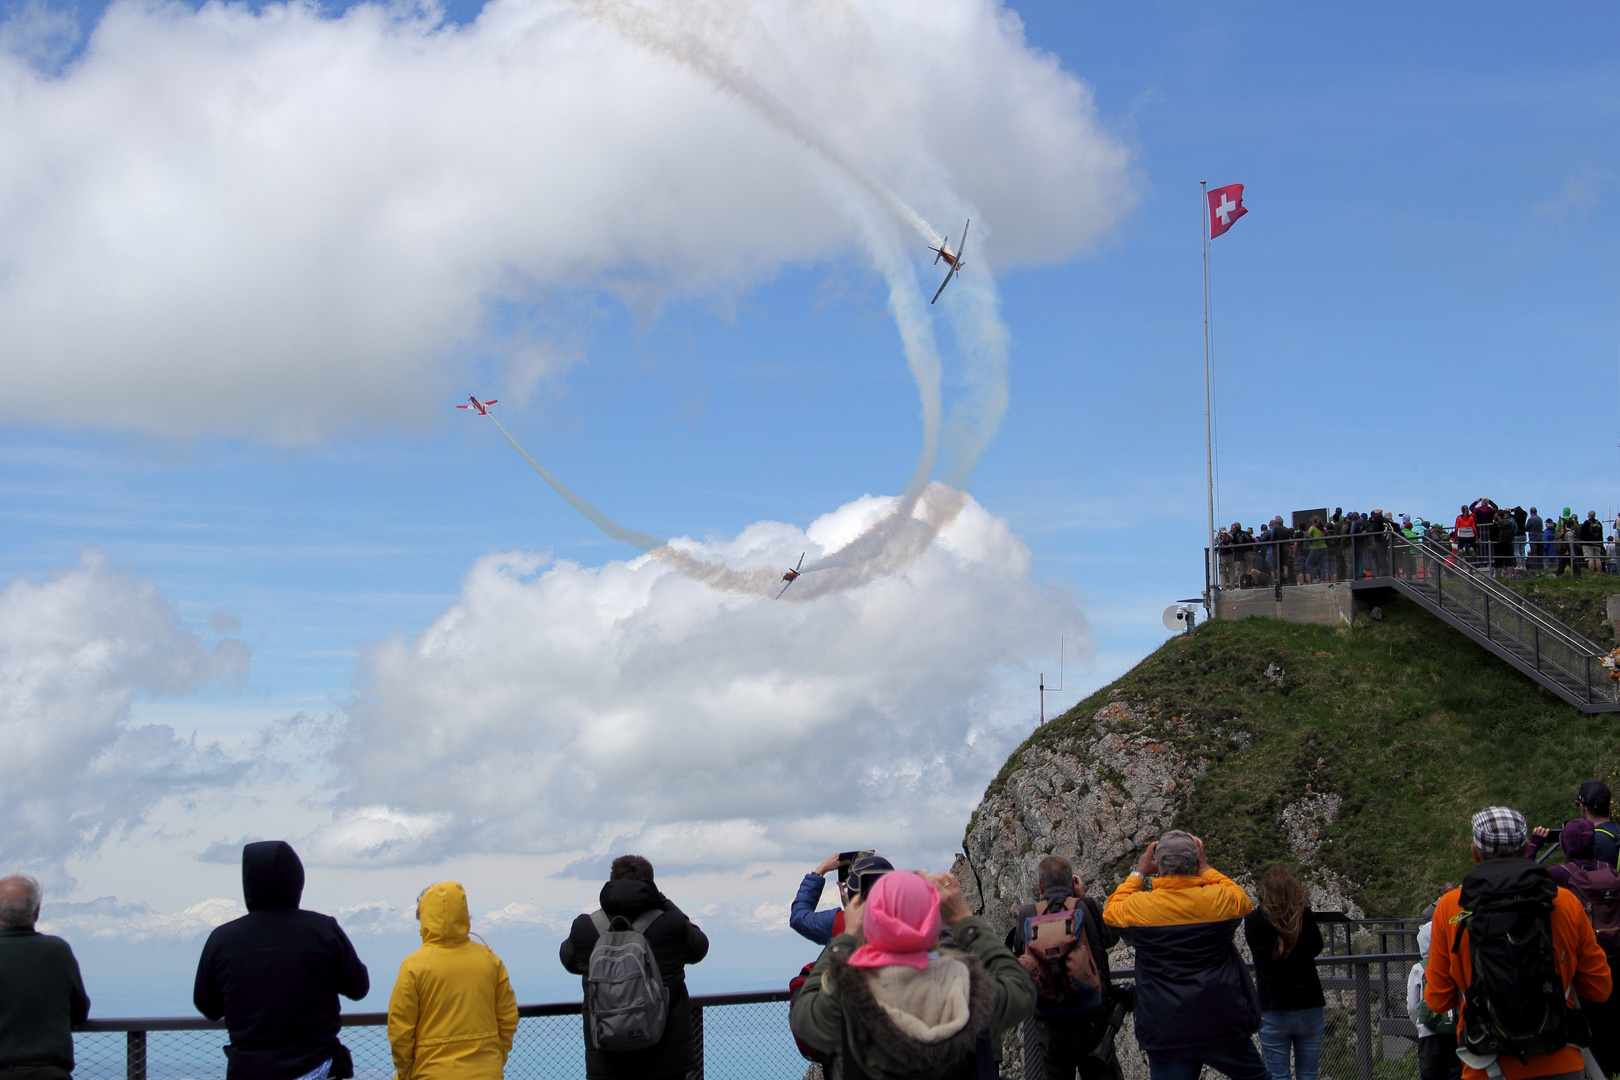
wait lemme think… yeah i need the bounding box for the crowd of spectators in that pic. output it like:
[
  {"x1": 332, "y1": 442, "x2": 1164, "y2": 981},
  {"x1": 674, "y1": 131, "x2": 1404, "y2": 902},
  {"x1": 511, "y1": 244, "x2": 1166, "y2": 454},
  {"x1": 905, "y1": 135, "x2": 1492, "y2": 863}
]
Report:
[
  {"x1": 8, "y1": 790, "x2": 1620, "y2": 1080},
  {"x1": 1216, "y1": 499, "x2": 1617, "y2": 588}
]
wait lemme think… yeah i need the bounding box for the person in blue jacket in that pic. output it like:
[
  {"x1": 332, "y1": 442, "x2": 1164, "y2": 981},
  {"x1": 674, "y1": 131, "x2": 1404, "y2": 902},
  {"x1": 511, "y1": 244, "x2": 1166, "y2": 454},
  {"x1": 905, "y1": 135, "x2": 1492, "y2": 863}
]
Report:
[{"x1": 789, "y1": 854, "x2": 893, "y2": 945}]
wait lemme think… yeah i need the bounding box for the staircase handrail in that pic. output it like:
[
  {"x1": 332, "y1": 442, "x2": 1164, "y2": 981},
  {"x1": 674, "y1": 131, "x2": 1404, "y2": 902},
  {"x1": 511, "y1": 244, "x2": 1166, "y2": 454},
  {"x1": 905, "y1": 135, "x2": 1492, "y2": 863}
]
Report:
[{"x1": 1407, "y1": 535, "x2": 1608, "y2": 658}]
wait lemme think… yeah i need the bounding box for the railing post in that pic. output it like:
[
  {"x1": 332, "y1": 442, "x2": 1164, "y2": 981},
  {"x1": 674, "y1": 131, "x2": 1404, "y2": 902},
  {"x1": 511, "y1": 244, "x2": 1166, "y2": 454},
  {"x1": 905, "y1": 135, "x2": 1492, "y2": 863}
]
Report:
[
  {"x1": 691, "y1": 1003, "x2": 704, "y2": 1080},
  {"x1": 1535, "y1": 625, "x2": 1541, "y2": 672},
  {"x1": 1354, "y1": 960, "x2": 1374, "y2": 1080},
  {"x1": 1587, "y1": 656, "x2": 1594, "y2": 704},
  {"x1": 1484, "y1": 594, "x2": 1490, "y2": 639},
  {"x1": 126, "y1": 1031, "x2": 147, "y2": 1080},
  {"x1": 1022, "y1": 1017, "x2": 1048, "y2": 1080}
]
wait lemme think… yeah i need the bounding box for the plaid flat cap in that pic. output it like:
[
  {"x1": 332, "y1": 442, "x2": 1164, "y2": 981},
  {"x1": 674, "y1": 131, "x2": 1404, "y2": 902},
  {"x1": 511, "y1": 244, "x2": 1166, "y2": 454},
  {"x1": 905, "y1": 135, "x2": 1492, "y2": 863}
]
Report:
[{"x1": 1471, "y1": 806, "x2": 1528, "y2": 856}]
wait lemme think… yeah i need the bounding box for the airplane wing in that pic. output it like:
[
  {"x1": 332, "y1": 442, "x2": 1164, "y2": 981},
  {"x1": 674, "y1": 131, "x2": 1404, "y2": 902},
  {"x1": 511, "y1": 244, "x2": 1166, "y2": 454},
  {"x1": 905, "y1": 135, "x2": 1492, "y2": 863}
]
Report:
[
  {"x1": 775, "y1": 580, "x2": 794, "y2": 600},
  {"x1": 930, "y1": 220, "x2": 969, "y2": 304}
]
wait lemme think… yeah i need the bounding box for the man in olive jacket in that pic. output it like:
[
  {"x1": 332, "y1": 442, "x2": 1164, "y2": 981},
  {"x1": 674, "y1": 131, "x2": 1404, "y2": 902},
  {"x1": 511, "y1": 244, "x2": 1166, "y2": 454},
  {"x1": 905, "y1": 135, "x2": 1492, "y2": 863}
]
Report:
[
  {"x1": 0, "y1": 875, "x2": 90, "y2": 1080},
  {"x1": 790, "y1": 870, "x2": 1036, "y2": 1080}
]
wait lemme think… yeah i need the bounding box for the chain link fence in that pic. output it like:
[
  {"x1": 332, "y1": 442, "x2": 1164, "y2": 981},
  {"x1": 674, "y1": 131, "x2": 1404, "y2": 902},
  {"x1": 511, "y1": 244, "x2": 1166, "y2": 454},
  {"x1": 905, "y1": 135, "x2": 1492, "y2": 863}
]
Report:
[
  {"x1": 75, "y1": 950, "x2": 1433, "y2": 1080},
  {"x1": 75, "y1": 992, "x2": 797, "y2": 1080}
]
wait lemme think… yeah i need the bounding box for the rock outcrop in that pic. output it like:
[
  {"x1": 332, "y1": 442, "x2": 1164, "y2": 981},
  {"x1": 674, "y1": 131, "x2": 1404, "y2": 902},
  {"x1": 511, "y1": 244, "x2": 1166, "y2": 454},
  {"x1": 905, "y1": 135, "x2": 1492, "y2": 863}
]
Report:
[
  {"x1": 953, "y1": 696, "x2": 1359, "y2": 937},
  {"x1": 954, "y1": 700, "x2": 1207, "y2": 939}
]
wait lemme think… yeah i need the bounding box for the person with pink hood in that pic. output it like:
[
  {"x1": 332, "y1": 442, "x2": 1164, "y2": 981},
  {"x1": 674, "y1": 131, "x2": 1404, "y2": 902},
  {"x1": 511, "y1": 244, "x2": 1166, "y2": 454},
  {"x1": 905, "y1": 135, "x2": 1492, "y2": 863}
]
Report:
[{"x1": 790, "y1": 869, "x2": 1035, "y2": 1080}]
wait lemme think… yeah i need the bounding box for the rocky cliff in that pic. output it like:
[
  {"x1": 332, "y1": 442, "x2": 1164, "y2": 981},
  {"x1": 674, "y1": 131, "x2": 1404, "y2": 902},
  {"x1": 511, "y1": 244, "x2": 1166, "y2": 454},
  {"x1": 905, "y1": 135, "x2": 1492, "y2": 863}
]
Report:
[
  {"x1": 953, "y1": 595, "x2": 1618, "y2": 932},
  {"x1": 953, "y1": 695, "x2": 1359, "y2": 941}
]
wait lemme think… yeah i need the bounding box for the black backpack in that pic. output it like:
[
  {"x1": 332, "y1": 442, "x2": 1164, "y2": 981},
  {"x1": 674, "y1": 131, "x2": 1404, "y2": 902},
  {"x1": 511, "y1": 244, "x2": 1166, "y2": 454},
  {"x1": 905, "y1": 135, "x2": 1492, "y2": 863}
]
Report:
[{"x1": 1452, "y1": 859, "x2": 1588, "y2": 1061}]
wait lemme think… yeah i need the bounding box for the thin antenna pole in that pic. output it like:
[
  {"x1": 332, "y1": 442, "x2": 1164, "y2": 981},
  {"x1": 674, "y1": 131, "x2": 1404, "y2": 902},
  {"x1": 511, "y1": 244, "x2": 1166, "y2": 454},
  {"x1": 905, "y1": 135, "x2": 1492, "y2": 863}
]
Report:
[
  {"x1": 1202, "y1": 182, "x2": 1216, "y2": 613},
  {"x1": 1038, "y1": 637, "x2": 1066, "y2": 726}
]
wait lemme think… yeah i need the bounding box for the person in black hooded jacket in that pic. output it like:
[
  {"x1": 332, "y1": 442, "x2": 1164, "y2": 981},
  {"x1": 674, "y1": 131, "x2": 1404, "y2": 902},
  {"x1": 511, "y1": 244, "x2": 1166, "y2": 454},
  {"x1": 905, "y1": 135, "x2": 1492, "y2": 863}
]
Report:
[
  {"x1": 559, "y1": 855, "x2": 710, "y2": 1080},
  {"x1": 194, "y1": 841, "x2": 370, "y2": 1080}
]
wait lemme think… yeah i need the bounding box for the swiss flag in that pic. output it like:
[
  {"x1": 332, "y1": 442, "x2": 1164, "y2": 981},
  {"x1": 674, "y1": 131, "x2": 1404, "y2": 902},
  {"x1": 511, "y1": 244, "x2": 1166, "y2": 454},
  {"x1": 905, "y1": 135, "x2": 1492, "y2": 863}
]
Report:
[{"x1": 1207, "y1": 183, "x2": 1247, "y2": 239}]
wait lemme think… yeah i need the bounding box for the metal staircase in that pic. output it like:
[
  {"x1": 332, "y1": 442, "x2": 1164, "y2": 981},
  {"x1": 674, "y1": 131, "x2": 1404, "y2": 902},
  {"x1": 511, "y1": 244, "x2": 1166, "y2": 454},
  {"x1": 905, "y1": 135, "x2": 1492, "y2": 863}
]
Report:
[
  {"x1": 1209, "y1": 531, "x2": 1620, "y2": 713},
  {"x1": 1354, "y1": 534, "x2": 1620, "y2": 712}
]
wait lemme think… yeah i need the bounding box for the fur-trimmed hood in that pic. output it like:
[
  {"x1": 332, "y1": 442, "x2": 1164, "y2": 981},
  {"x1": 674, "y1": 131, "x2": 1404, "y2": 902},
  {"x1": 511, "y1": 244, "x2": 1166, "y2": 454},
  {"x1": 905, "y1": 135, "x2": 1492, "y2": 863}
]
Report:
[{"x1": 825, "y1": 945, "x2": 995, "y2": 1077}]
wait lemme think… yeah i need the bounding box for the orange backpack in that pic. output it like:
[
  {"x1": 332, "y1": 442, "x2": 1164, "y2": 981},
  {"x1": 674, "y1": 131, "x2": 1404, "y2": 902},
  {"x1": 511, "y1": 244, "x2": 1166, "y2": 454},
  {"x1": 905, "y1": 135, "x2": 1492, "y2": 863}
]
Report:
[{"x1": 1018, "y1": 898, "x2": 1103, "y2": 1015}]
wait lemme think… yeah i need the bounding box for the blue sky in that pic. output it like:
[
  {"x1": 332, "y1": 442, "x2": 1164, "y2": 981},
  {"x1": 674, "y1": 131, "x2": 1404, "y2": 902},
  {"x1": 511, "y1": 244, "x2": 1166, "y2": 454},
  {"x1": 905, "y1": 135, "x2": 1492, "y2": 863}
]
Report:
[{"x1": 1, "y1": 0, "x2": 1616, "y2": 1012}]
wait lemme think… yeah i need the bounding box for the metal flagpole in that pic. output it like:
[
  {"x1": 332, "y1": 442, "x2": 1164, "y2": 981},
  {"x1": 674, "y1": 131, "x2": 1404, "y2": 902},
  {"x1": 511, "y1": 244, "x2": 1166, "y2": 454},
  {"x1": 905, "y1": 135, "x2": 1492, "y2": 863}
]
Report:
[{"x1": 1201, "y1": 182, "x2": 1216, "y2": 615}]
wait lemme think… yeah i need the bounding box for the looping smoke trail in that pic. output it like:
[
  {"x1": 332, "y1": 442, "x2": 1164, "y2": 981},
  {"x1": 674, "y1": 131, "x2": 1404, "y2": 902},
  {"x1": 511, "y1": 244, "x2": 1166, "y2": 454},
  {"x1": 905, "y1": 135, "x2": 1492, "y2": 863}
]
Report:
[
  {"x1": 939, "y1": 267, "x2": 1011, "y2": 489},
  {"x1": 570, "y1": 1, "x2": 1014, "y2": 488},
  {"x1": 857, "y1": 209, "x2": 942, "y2": 498},
  {"x1": 569, "y1": 0, "x2": 944, "y2": 248},
  {"x1": 482, "y1": 412, "x2": 966, "y2": 601},
  {"x1": 493, "y1": 1, "x2": 1014, "y2": 598}
]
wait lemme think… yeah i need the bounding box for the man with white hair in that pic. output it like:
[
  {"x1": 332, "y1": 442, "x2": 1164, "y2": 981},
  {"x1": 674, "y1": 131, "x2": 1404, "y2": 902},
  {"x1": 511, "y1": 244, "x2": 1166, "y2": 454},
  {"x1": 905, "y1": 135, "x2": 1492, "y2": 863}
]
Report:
[{"x1": 0, "y1": 874, "x2": 91, "y2": 1080}]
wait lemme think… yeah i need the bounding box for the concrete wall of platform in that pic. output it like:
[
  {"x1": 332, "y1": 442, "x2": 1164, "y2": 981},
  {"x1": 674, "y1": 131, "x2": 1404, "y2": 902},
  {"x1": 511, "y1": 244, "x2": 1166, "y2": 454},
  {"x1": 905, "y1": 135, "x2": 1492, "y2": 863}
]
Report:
[{"x1": 1214, "y1": 582, "x2": 1356, "y2": 627}]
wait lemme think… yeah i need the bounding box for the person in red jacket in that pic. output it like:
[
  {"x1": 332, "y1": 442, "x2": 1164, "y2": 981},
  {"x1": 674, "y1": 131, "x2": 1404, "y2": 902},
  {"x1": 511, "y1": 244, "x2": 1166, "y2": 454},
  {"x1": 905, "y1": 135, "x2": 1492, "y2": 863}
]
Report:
[
  {"x1": 1453, "y1": 507, "x2": 1478, "y2": 564},
  {"x1": 1424, "y1": 808, "x2": 1611, "y2": 1080}
]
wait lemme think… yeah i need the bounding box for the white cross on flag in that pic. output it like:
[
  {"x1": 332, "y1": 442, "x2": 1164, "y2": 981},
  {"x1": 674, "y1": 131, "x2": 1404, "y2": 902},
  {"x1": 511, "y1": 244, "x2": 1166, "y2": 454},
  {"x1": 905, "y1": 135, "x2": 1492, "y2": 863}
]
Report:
[{"x1": 1207, "y1": 183, "x2": 1248, "y2": 239}]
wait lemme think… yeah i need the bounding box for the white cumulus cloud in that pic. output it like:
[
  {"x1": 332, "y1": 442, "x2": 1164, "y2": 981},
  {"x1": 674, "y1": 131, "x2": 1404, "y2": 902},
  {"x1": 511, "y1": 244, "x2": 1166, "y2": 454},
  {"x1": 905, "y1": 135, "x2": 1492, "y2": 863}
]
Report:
[
  {"x1": 310, "y1": 490, "x2": 1087, "y2": 869},
  {"x1": 38, "y1": 896, "x2": 244, "y2": 941},
  {"x1": 0, "y1": 551, "x2": 250, "y2": 877},
  {"x1": 0, "y1": 0, "x2": 1133, "y2": 440}
]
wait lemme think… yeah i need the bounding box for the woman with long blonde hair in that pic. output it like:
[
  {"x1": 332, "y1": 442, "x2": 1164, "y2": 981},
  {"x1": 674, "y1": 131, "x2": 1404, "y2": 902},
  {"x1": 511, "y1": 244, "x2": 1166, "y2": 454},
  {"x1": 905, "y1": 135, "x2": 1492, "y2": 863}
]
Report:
[{"x1": 1243, "y1": 865, "x2": 1325, "y2": 1080}]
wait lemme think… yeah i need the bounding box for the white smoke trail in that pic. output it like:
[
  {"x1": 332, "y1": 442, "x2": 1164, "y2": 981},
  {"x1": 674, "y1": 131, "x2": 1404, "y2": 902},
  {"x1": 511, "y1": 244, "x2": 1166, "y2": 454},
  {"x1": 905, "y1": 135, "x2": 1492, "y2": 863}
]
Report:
[
  {"x1": 570, "y1": 0, "x2": 944, "y2": 248},
  {"x1": 939, "y1": 266, "x2": 1011, "y2": 488},
  {"x1": 572, "y1": 0, "x2": 1014, "y2": 490},
  {"x1": 857, "y1": 210, "x2": 943, "y2": 499},
  {"x1": 487, "y1": 413, "x2": 664, "y2": 551},
  {"x1": 481, "y1": 411, "x2": 967, "y2": 601},
  {"x1": 486, "y1": 0, "x2": 1014, "y2": 596}
]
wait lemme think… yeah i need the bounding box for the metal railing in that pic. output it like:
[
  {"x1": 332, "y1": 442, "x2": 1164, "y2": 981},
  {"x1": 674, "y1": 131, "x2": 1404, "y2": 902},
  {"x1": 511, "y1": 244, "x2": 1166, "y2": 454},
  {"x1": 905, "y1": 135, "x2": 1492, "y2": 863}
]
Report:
[
  {"x1": 1017, "y1": 951, "x2": 1425, "y2": 1080},
  {"x1": 73, "y1": 951, "x2": 1439, "y2": 1080},
  {"x1": 74, "y1": 961, "x2": 1426, "y2": 1080},
  {"x1": 1400, "y1": 536, "x2": 1619, "y2": 706},
  {"x1": 74, "y1": 991, "x2": 796, "y2": 1080},
  {"x1": 1207, "y1": 531, "x2": 1451, "y2": 593}
]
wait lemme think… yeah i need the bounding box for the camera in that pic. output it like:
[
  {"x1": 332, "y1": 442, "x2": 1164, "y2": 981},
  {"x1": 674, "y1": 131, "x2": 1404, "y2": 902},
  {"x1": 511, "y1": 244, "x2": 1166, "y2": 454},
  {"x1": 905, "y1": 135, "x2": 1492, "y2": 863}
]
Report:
[
  {"x1": 835, "y1": 850, "x2": 875, "y2": 886},
  {"x1": 836, "y1": 850, "x2": 889, "y2": 900}
]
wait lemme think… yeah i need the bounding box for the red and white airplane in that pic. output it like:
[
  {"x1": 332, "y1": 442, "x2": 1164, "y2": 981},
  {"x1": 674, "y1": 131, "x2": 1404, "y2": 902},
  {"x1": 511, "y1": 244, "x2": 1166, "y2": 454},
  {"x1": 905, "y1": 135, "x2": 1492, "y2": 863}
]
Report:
[
  {"x1": 928, "y1": 219, "x2": 969, "y2": 304},
  {"x1": 457, "y1": 396, "x2": 498, "y2": 415},
  {"x1": 775, "y1": 553, "x2": 806, "y2": 599}
]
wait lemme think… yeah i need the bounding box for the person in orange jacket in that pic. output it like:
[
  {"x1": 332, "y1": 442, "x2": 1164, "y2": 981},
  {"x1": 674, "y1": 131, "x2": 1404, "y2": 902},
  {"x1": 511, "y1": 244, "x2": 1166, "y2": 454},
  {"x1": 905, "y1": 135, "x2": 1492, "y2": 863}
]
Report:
[
  {"x1": 1424, "y1": 808, "x2": 1611, "y2": 1080},
  {"x1": 1103, "y1": 832, "x2": 1262, "y2": 1080}
]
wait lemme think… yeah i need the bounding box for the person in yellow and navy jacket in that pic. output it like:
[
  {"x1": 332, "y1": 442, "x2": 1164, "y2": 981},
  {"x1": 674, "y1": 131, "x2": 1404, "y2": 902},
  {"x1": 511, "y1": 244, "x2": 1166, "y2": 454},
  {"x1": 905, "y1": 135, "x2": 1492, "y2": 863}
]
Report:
[{"x1": 1103, "y1": 831, "x2": 1264, "y2": 1080}]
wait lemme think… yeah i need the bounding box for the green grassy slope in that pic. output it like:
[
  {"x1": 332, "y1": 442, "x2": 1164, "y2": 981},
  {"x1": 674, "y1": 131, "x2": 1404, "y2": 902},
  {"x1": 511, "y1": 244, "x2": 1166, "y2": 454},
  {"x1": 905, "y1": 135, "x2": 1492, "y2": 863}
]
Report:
[
  {"x1": 984, "y1": 595, "x2": 1620, "y2": 916},
  {"x1": 1501, "y1": 573, "x2": 1618, "y2": 646}
]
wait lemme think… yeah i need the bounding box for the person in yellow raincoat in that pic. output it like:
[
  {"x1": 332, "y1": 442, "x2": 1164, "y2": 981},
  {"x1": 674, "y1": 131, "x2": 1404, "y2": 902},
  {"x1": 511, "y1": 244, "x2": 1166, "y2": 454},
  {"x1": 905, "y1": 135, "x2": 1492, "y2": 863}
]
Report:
[{"x1": 388, "y1": 882, "x2": 518, "y2": 1080}]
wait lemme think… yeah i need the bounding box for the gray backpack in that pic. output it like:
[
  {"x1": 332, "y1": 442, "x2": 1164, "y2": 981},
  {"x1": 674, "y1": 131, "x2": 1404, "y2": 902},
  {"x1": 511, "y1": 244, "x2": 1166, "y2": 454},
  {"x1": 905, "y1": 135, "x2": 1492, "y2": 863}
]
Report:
[{"x1": 585, "y1": 909, "x2": 669, "y2": 1052}]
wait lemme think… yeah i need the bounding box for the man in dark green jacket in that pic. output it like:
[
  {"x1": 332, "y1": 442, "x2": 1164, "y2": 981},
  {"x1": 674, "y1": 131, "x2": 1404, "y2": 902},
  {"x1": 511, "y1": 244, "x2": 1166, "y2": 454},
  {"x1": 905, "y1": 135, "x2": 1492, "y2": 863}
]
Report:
[
  {"x1": 790, "y1": 870, "x2": 1035, "y2": 1080},
  {"x1": 0, "y1": 875, "x2": 90, "y2": 1080}
]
